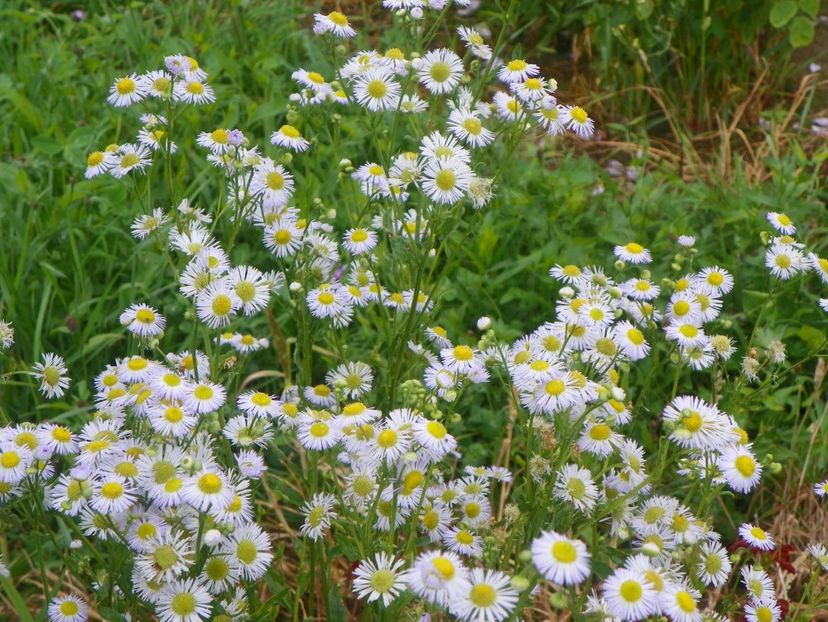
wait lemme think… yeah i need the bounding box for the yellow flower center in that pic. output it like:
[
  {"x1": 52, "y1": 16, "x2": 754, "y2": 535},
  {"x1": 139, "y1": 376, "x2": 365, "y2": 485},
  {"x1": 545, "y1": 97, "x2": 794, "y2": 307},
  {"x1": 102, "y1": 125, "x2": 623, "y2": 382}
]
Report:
[
  {"x1": 186, "y1": 81, "x2": 205, "y2": 95},
  {"x1": 469, "y1": 583, "x2": 496, "y2": 607},
  {"x1": 507, "y1": 59, "x2": 527, "y2": 71},
  {"x1": 211, "y1": 294, "x2": 232, "y2": 317},
  {"x1": 435, "y1": 169, "x2": 457, "y2": 191},
  {"x1": 426, "y1": 421, "x2": 447, "y2": 439},
  {"x1": 432, "y1": 557, "x2": 455, "y2": 579},
  {"x1": 351, "y1": 229, "x2": 368, "y2": 243},
  {"x1": 551, "y1": 540, "x2": 577, "y2": 563},
  {"x1": 116, "y1": 78, "x2": 135, "y2": 94},
  {"x1": 59, "y1": 601, "x2": 80, "y2": 616},
  {"x1": 328, "y1": 10, "x2": 348, "y2": 26},
  {"x1": 735, "y1": 455, "x2": 756, "y2": 477},
  {"x1": 266, "y1": 171, "x2": 285, "y2": 190},
  {"x1": 309, "y1": 422, "x2": 329, "y2": 438},
  {"x1": 0, "y1": 452, "x2": 20, "y2": 469},
  {"x1": 545, "y1": 379, "x2": 565, "y2": 396},
  {"x1": 589, "y1": 424, "x2": 611, "y2": 441},
  {"x1": 453, "y1": 345, "x2": 473, "y2": 361},
  {"x1": 198, "y1": 473, "x2": 222, "y2": 494},
  {"x1": 366, "y1": 79, "x2": 388, "y2": 99},
  {"x1": 170, "y1": 593, "x2": 196, "y2": 616},
  {"x1": 570, "y1": 106, "x2": 588, "y2": 123},
  {"x1": 101, "y1": 482, "x2": 124, "y2": 499},
  {"x1": 619, "y1": 579, "x2": 643, "y2": 603},
  {"x1": 676, "y1": 591, "x2": 696, "y2": 613},
  {"x1": 429, "y1": 61, "x2": 451, "y2": 82}
]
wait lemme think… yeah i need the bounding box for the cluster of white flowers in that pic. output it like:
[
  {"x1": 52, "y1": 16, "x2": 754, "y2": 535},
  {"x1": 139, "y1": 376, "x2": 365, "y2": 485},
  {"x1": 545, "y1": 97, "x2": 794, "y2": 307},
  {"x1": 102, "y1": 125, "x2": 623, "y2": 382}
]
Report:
[{"x1": 5, "y1": 2, "x2": 828, "y2": 621}]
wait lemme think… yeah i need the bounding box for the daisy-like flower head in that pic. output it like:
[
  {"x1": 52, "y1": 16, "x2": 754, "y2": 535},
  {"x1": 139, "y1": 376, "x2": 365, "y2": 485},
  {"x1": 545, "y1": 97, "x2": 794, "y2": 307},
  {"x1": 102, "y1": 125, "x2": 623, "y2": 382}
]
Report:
[
  {"x1": 717, "y1": 444, "x2": 762, "y2": 493},
  {"x1": 111, "y1": 143, "x2": 151, "y2": 179},
  {"x1": 300, "y1": 492, "x2": 338, "y2": 540},
  {"x1": 560, "y1": 105, "x2": 595, "y2": 138},
  {"x1": 196, "y1": 281, "x2": 240, "y2": 329},
  {"x1": 739, "y1": 523, "x2": 775, "y2": 551},
  {"x1": 447, "y1": 108, "x2": 495, "y2": 148},
  {"x1": 413, "y1": 417, "x2": 457, "y2": 459},
  {"x1": 196, "y1": 128, "x2": 232, "y2": 154},
  {"x1": 184, "y1": 380, "x2": 227, "y2": 414},
  {"x1": 660, "y1": 582, "x2": 701, "y2": 622},
  {"x1": 553, "y1": 463, "x2": 598, "y2": 514},
  {"x1": 342, "y1": 227, "x2": 378, "y2": 255},
  {"x1": 662, "y1": 395, "x2": 730, "y2": 451},
  {"x1": 352, "y1": 553, "x2": 407, "y2": 606},
  {"x1": 183, "y1": 468, "x2": 233, "y2": 512},
  {"x1": 156, "y1": 577, "x2": 212, "y2": 622},
  {"x1": 531, "y1": 530, "x2": 591, "y2": 585},
  {"x1": 497, "y1": 58, "x2": 540, "y2": 83},
  {"x1": 405, "y1": 549, "x2": 470, "y2": 606},
  {"x1": 85, "y1": 150, "x2": 114, "y2": 179},
  {"x1": 765, "y1": 242, "x2": 805, "y2": 280},
  {"x1": 614, "y1": 242, "x2": 652, "y2": 265},
  {"x1": 297, "y1": 415, "x2": 342, "y2": 451},
  {"x1": 48, "y1": 594, "x2": 88, "y2": 622},
  {"x1": 602, "y1": 567, "x2": 657, "y2": 621},
  {"x1": 250, "y1": 159, "x2": 295, "y2": 209},
  {"x1": 416, "y1": 48, "x2": 464, "y2": 95},
  {"x1": 271, "y1": 124, "x2": 310, "y2": 152},
  {"x1": 120, "y1": 303, "x2": 166, "y2": 337},
  {"x1": 809, "y1": 252, "x2": 828, "y2": 285},
  {"x1": 228, "y1": 265, "x2": 270, "y2": 315},
  {"x1": 422, "y1": 156, "x2": 473, "y2": 205},
  {"x1": 697, "y1": 541, "x2": 732, "y2": 587},
  {"x1": 451, "y1": 568, "x2": 519, "y2": 622},
  {"x1": 0, "y1": 441, "x2": 33, "y2": 485},
  {"x1": 107, "y1": 73, "x2": 148, "y2": 107},
  {"x1": 766, "y1": 211, "x2": 795, "y2": 235},
  {"x1": 457, "y1": 26, "x2": 492, "y2": 60},
  {"x1": 132, "y1": 208, "x2": 170, "y2": 239},
  {"x1": 173, "y1": 79, "x2": 216, "y2": 105},
  {"x1": 263, "y1": 217, "x2": 303, "y2": 258},
  {"x1": 91, "y1": 472, "x2": 135, "y2": 515},
  {"x1": 222, "y1": 522, "x2": 273, "y2": 580},
  {"x1": 354, "y1": 68, "x2": 401, "y2": 111},
  {"x1": 695, "y1": 266, "x2": 734, "y2": 295},
  {"x1": 313, "y1": 11, "x2": 356, "y2": 38},
  {"x1": 741, "y1": 565, "x2": 775, "y2": 602},
  {"x1": 32, "y1": 352, "x2": 70, "y2": 399},
  {"x1": 744, "y1": 599, "x2": 782, "y2": 622}
]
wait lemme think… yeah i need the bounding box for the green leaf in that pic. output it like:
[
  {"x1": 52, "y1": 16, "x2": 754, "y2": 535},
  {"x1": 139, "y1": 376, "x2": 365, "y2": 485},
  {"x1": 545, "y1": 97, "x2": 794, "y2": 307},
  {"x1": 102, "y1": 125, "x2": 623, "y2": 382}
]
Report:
[
  {"x1": 769, "y1": 0, "x2": 798, "y2": 27},
  {"x1": 799, "y1": 0, "x2": 820, "y2": 18},
  {"x1": 789, "y1": 15, "x2": 816, "y2": 47},
  {"x1": 326, "y1": 588, "x2": 348, "y2": 622}
]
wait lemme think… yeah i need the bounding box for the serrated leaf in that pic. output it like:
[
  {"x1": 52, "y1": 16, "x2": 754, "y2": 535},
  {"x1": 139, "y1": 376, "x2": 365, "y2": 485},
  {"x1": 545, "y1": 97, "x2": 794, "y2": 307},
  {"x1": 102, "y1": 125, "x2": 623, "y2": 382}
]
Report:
[
  {"x1": 789, "y1": 15, "x2": 815, "y2": 47},
  {"x1": 770, "y1": 0, "x2": 798, "y2": 27}
]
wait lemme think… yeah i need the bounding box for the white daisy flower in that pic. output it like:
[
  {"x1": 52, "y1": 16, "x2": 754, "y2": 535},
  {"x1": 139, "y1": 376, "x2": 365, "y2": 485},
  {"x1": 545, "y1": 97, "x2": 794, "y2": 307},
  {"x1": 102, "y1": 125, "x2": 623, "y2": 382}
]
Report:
[
  {"x1": 602, "y1": 568, "x2": 657, "y2": 621},
  {"x1": 451, "y1": 568, "x2": 518, "y2": 622},
  {"x1": 352, "y1": 553, "x2": 407, "y2": 606},
  {"x1": 196, "y1": 281, "x2": 240, "y2": 328},
  {"x1": 172, "y1": 79, "x2": 215, "y2": 105},
  {"x1": 184, "y1": 380, "x2": 227, "y2": 414},
  {"x1": 313, "y1": 11, "x2": 356, "y2": 38},
  {"x1": 614, "y1": 242, "x2": 652, "y2": 264},
  {"x1": 156, "y1": 577, "x2": 212, "y2": 622},
  {"x1": 48, "y1": 594, "x2": 88, "y2": 622},
  {"x1": 416, "y1": 48, "x2": 464, "y2": 95},
  {"x1": 120, "y1": 303, "x2": 165, "y2": 337},
  {"x1": 85, "y1": 150, "x2": 114, "y2": 178},
  {"x1": 271, "y1": 124, "x2": 310, "y2": 152},
  {"x1": 222, "y1": 522, "x2": 273, "y2": 580},
  {"x1": 354, "y1": 68, "x2": 401, "y2": 111},
  {"x1": 111, "y1": 143, "x2": 151, "y2": 178},
  {"x1": 560, "y1": 105, "x2": 595, "y2": 138},
  {"x1": 497, "y1": 58, "x2": 540, "y2": 83},
  {"x1": 250, "y1": 159, "x2": 295, "y2": 208},
  {"x1": 531, "y1": 530, "x2": 591, "y2": 585},
  {"x1": 717, "y1": 444, "x2": 762, "y2": 493},
  {"x1": 32, "y1": 352, "x2": 70, "y2": 399},
  {"x1": 739, "y1": 523, "x2": 775, "y2": 551},
  {"x1": 422, "y1": 157, "x2": 473, "y2": 205},
  {"x1": 766, "y1": 211, "x2": 795, "y2": 235},
  {"x1": 107, "y1": 73, "x2": 148, "y2": 107}
]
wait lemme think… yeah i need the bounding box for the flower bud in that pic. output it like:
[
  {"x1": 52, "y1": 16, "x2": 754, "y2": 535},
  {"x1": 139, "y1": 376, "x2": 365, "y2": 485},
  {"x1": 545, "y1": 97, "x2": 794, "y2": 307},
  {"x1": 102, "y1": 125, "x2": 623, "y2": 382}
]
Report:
[{"x1": 476, "y1": 316, "x2": 491, "y2": 331}]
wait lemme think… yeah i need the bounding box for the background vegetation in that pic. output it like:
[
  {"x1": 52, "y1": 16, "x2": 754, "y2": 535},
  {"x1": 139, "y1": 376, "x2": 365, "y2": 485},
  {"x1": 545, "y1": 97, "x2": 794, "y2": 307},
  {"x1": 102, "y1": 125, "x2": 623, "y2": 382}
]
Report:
[{"x1": 1, "y1": 0, "x2": 827, "y2": 618}]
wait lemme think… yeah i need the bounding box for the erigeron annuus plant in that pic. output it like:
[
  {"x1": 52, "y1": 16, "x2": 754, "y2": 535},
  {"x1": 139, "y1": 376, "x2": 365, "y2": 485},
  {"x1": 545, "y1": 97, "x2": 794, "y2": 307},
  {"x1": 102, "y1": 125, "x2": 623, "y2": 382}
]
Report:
[{"x1": 2, "y1": 2, "x2": 828, "y2": 621}]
